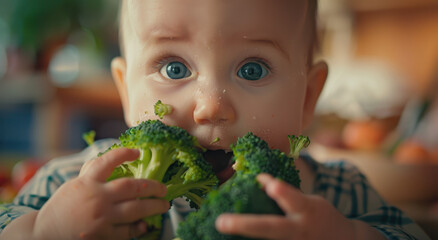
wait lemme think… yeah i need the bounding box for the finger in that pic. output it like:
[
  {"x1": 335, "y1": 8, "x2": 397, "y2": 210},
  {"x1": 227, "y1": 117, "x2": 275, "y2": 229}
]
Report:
[
  {"x1": 112, "y1": 198, "x2": 170, "y2": 224},
  {"x1": 216, "y1": 213, "x2": 297, "y2": 239},
  {"x1": 83, "y1": 148, "x2": 139, "y2": 182},
  {"x1": 79, "y1": 159, "x2": 93, "y2": 177},
  {"x1": 113, "y1": 221, "x2": 147, "y2": 240},
  {"x1": 106, "y1": 178, "x2": 167, "y2": 202},
  {"x1": 257, "y1": 173, "x2": 307, "y2": 214}
]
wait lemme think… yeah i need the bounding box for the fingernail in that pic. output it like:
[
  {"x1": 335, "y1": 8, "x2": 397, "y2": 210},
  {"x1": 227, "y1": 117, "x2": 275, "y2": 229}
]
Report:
[
  {"x1": 257, "y1": 173, "x2": 272, "y2": 185},
  {"x1": 288, "y1": 213, "x2": 302, "y2": 222},
  {"x1": 216, "y1": 215, "x2": 230, "y2": 231},
  {"x1": 130, "y1": 148, "x2": 140, "y2": 155}
]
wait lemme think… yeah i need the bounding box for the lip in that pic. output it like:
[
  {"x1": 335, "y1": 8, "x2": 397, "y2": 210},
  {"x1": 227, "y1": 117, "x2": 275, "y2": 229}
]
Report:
[
  {"x1": 206, "y1": 146, "x2": 230, "y2": 151},
  {"x1": 216, "y1": 164, "x2": 235, "y2": 184},
  {"x1": 203, "y1": 149, "x2": 233, "y2": 172},
  {"x1": 203, "y1": 149, "x2": 235, "y2": 183},
  {"x1": 201, "y1": 143, "x2": 231, "y2": 152}
]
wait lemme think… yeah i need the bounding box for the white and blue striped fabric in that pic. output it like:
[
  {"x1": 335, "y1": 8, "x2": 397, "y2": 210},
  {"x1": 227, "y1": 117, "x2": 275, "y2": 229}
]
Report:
[{"x1": 0, "y1": 139, "x2": 430, "y2": 240}]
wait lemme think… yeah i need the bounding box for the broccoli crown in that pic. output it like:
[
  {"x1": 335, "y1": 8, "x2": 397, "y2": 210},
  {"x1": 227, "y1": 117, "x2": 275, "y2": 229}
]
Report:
[
  {"x1": 105, "y1": 120, "x2": 218, "y2": 232},
  {"x1": 177, "y1": 173, "x2": 283, "y2": 240},
  {"x1": 112, "y1": 119, "x2": 214, "y2": 184},
  {"x1": 177, "y1": 132, "x2": 310, "y2": 240},
  {"x1": 231, "y1": 132, "x2": 301, "y2": 188}
]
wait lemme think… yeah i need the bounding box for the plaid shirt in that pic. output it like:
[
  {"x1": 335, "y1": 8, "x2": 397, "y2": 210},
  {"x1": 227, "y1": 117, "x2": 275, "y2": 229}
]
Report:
[{"x1": 0, "y1": 139, "x2": 430, "y2": 240}]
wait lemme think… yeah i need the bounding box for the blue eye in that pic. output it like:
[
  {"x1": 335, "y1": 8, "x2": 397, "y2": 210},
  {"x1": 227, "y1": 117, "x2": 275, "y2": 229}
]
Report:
[
  {"x1": 237, "y1": 62, "x2": 269, "y2": 81},
  {"x1": 160, "y1": 61, "x2": 191, "y2": 79}
]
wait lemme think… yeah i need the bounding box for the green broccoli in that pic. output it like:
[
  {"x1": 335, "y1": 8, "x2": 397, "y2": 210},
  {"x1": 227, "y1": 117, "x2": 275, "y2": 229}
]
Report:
[
  {"x1": 82, "y1": 130, "x2": 96, "y2": 146},
  {"x1": 210, "y1": 137, "x2": 221, "y2": 144},
  {"x1": 231, "y1": 132, "x2": 306, "y2": 188},
  {"x1": 104, "y1": 120, "x2": 218, "y2": 235},
  {"x1": 154, "y1": 100, "x2": 173, "y2": 119},
  {"x1": 288, "y1": 135, "x2": 311, "y2": 160},
  {"x1": 176, "y1": 132, "x2": 310, "y2": 240}
]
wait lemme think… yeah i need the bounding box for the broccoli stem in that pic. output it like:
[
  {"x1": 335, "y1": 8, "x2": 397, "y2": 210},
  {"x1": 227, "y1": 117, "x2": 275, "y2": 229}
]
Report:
[
  {"x1": 183, "y1": 192, "x2": 204, "y2": 208},
  {"x1": 166, "y1": 178, "x2": 217, "y2": 203},
  {"x1": 143, "y1": 147, "x2": 176, "y2": 181},
  {"x1": 132, "y1": 149, "x2": 152, "y2": 179}
]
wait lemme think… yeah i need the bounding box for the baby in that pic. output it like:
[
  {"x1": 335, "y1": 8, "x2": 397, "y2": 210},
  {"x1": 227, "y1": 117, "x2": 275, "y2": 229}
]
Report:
[{"x1": 0, "y1": 1, "x2": 430, "y2": 239}]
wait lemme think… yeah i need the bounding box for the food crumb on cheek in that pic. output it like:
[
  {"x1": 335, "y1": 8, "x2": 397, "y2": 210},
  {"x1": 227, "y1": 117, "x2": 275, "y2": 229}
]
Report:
[{"x1": 210, "y1": 137, "x2": 221, "y2": 144}]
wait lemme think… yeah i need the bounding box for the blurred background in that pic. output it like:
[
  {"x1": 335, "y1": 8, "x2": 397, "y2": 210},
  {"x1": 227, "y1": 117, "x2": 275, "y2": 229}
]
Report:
[
  {"x1": 0, "y1": 0, "x2": 437, "y2": 238},
  {"x1": 0, "y1": 0, "x2": 125, "y2": 199}
]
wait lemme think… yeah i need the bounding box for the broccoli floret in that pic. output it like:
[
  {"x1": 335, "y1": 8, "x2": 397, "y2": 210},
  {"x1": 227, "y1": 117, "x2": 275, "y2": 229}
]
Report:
[
  {"x1": 231, "y1": 132, "x2": 304, "y2": 188},
  {"x1": 176, "y1": 132, "x2": 310, "y2": 240},
  {"x1": 177, "y1": 173, "x2": 282, "y2": 240},
  {"x1": 82, "y1": 130, "x2": 96, "y2": 146},
  {"x1": 104, "y1": 120, "x2": 218, "y2": 235},
  {"x1": 288, "y1": 135, "x2": 310, "y2": 160},
  {"x1": 154, "y1": 100, "x2": 173, "y2": 119}
]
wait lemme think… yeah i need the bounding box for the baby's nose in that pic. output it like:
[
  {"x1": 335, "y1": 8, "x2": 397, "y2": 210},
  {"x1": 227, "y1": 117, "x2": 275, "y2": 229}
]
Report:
[{"x1": 193, "y1": 88, "x2": 236, "y2": 125}]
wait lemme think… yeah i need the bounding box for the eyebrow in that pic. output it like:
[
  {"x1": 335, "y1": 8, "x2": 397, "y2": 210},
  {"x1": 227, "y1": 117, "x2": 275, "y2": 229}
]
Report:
[
  {"x1": 151, "y1": 35, "x2": 189, "y2": 44},
  {"x1": 146, "y1": 28, "x2": 190, "y2": 44},
  {"x1": 245, "y1": 38, "x2": 290, "y2": 61},
  {"x1": 146, "y1": 30, "x2": 290, "y2": 61}
]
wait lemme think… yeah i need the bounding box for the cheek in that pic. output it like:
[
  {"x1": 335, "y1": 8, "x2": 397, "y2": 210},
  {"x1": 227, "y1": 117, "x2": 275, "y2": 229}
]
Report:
[
  {"x1": 250, "y1": 105, "x2": 303, "y2": 152},
  {"x1": 241, "y1": 84, "x2": 306, "y2": 152},
  {"x1": 125, "y1": 74, "x2": 196, "y2": 127},
  {"x1": 270, "y1": 111, "x2": 303, "y2": 152},
  {"x1": 125, "y1": 79, "x2": 158, "y2": 126}
]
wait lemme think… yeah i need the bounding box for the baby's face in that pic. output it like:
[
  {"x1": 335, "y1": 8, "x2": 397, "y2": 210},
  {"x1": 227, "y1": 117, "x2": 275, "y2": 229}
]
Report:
[{"x1": 113, "y1": 0, "x2": 326, "y2": 162}]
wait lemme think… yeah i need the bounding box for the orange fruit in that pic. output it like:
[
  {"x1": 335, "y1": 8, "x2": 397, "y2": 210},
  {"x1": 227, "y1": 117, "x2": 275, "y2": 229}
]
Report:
[
  {"x1": 342, "y1": 120, "x2": 389, "y2": 151},
  {"x1": 394, "y1": 140, "x2": 430, "y2": 164}
]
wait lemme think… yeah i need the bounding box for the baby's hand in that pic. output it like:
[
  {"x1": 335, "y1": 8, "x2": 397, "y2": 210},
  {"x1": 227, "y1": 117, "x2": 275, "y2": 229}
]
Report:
[
  {"x1": 215, "y1": 173, "x2": 356, "y2": 240},
  {"x1": 33, "y1": 148, "x2": 170, "y2": 240}
]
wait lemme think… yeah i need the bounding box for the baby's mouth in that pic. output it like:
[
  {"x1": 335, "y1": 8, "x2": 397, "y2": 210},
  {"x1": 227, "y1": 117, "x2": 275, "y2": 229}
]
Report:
[{"x1": 203, "y1": 149, "x2": 235, "y2": 184}]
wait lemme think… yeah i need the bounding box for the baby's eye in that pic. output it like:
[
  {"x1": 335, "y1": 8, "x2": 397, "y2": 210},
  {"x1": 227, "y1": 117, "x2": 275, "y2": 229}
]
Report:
[
  {"x1": 237, "y1": 62, "x2": 269, "y2": 81},
  {"x1": 160, "y1": 61, "x2": 192, "y2": 80}
]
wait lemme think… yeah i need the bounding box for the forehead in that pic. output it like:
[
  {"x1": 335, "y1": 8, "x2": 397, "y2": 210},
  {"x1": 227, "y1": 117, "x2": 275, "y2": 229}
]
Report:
[{"x1": 124, "y1": 0, "x2": 308, "y2": 47}]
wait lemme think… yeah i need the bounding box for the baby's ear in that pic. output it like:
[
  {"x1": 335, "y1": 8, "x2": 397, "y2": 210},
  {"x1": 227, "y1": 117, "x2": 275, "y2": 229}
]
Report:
[
  {"x1": 111, "y1": 57, "x2": 131, "y2": 126},
  {"x1": 302, "y1": 61, "x2": 328, "y2": 129}
]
